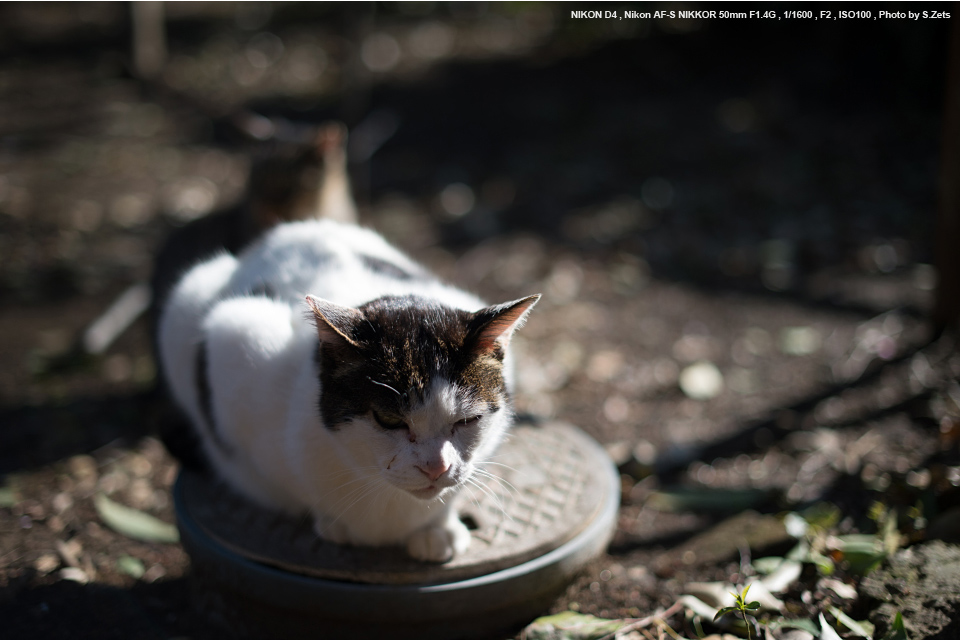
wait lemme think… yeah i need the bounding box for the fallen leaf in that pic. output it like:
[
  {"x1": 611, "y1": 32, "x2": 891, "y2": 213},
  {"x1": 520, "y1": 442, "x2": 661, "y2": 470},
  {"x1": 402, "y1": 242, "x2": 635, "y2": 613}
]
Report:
[
  {"x1": 93, "y1": 493, "x2": 179, "y2": 543},
  {"x1": 522, "y1": 611, "x2": 623, "y2": 640},
  {"x1": 760, "y1": 559, "x2": 803, "y2": 594},
  {"x1": 830, "y1": 534, "x2": 887, "y2": 575},
  {"x1": 819, "y1": 578, "x2": 858, "y2": 601},
  {"x1": 819, "y1": 612, "x2": 843, "y2": 640},
  {"x1": 117, "y1": 555, "x2": 146, "y2": 579},
  {"x1": 828, "y1": 606, "x2": 874, "y2": 639},
  {"x1": 0, "y1": 482, "x2": 18, "y2": 508},
  {"x1": 677, "y1": 594, "x2": 720, "y2": 620},
  {"x1": 753, "y1": 556, "x2": 785, "y2": 574}
]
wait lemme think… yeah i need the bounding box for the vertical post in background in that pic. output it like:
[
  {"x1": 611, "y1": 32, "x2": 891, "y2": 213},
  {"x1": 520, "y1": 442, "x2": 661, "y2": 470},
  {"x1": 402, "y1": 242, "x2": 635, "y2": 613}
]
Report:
[
  {"x1": 131, "y1": 1, "x2": 166, "y2": 79},
  {"x1": 935, "y1": 11, "x2": 960, "y2": 335}
]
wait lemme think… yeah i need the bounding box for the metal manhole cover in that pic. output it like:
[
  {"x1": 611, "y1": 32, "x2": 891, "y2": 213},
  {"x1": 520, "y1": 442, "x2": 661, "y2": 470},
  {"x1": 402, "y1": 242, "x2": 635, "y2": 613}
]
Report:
[
  {"x1": 178, "y1": 421, "x2": 611, "y2": 585},
  {"x1": 174, "y1": 420, "x2": 618, "y2": 639}
]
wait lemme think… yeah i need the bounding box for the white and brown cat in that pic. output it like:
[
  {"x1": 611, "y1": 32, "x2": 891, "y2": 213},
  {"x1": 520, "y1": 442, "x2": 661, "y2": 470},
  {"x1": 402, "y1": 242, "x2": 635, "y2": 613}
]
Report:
[{"x1": 157, "y1": 152, "x2": 538, "y2": 563}]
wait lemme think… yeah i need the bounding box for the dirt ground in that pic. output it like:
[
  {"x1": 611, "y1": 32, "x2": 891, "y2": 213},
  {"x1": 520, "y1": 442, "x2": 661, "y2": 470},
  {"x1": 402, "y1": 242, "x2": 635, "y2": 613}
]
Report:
[{"x1": 1, "y1": 4, "x2": 958, "y2": 639}]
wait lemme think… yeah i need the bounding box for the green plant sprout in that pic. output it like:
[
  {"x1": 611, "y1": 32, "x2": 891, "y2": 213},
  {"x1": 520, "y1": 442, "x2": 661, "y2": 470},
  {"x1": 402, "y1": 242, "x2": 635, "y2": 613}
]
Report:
[{"x1": 714, "y1": 584, "x2": 761, "y2": 640}]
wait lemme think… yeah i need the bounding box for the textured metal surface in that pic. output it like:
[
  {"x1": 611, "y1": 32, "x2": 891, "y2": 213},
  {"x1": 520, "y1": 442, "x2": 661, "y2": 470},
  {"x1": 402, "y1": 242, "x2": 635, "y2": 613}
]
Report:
[{"x1": 178, "y1": 421, "x2": 608, "y2": 585}]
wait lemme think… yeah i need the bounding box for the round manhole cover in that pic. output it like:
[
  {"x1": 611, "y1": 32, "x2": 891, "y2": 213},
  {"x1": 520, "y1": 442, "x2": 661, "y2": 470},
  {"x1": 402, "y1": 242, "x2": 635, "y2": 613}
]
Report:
[{"x1": 175, "y1": 420, "x2": 618, "y2": 639}]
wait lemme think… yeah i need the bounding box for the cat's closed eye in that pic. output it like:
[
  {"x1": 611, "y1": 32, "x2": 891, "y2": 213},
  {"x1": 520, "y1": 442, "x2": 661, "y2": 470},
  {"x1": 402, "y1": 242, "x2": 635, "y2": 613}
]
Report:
[
  {"x1": 458, "y1": 415, "x2": 482, "y2": 427},
  {"x1": 372, "y1": 410, "x2": 408, "y2": 431}
]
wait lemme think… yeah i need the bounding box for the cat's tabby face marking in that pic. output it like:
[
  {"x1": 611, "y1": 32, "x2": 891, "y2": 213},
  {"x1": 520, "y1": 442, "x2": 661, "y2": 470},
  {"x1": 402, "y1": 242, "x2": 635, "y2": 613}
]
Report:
[{"x1": 307, "y1": 293, "x2": 538, "y2": 499}]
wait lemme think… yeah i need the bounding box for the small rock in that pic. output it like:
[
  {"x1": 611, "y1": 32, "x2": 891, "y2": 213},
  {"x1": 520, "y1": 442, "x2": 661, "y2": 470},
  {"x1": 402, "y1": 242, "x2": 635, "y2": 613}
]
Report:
[
  {"x1": 143, "y1": 563, "x2": 167, "y2": 583},
  {"x1": 68, "y1": 455, "x2": 98, "y2": 489},
  {"x1": 780, "y1": 326, "x2": 821, "y2": 356},
  {"x1": 586, "y1": 349, "x2": 625, "y2": 383},
  {"x1": 46, "y1": 515, "x2": 65, "y2": 533},
  {"x1": 56, "y1": 539, "x2": 82, "y2": 568},
  {"x1": 52, "y1": 492, "x2": 73, "y2": 514},
  {"x1": 59, "y1": 567, "x2": 89, "y2": 584},
  {"x1": 602, "y1": 395, "x2": 630, "y2": 422},
  {"x1": 604, "y1": 441, "x2": 632, "y2": 466},
  {"x1": 679, "y1": 361, "x2": 724, "y2": 400},
  {"x1": 34, "y1": 553, "x2": 60, "y2": 575},
  {"x1": 125, "y1": 453, "x2": 153, "y2": 478},
  {"x1": 633, "y1": 439, "x2": 657, "y2": 465},
  {"x1": 21, "y1": 500, "x2": 45, "y2": 520}
]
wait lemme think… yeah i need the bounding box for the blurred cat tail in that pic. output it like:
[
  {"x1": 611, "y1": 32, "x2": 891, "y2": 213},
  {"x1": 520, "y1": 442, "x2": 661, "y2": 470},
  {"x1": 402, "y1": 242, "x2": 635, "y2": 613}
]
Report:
[
  {"x1": 231, "y1": 113, "x2": 358, "y2": 227},
  {"x1": 313, "y1": 121, "x2": 358, "y2": 224}
]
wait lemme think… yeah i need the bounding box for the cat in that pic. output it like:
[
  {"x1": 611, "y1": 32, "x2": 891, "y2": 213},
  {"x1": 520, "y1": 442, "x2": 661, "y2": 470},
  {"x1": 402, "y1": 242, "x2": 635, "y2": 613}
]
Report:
[
  {"x1": 158, "y1": 217, "x2": 539, "y2": 563},
  {"x1": 151, "y1": 118, "x2": 356, "y2": 469}
]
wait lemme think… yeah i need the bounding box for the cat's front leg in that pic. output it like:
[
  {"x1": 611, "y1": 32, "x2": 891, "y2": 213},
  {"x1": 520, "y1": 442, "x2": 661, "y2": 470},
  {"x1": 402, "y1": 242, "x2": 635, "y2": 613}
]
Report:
[{"x1": 406, "y1": 510, "x2": 471, "y2": 563}]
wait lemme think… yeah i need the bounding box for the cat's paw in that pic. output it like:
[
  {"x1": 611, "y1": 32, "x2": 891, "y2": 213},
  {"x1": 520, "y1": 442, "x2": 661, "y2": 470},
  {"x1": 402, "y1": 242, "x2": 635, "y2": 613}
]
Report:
[
  {"x1": 406, "y1": 517, "x2": 471, "y2": 563},
  {"x1": 312, "y1": 515, "x2": 351, "y2": 545}
]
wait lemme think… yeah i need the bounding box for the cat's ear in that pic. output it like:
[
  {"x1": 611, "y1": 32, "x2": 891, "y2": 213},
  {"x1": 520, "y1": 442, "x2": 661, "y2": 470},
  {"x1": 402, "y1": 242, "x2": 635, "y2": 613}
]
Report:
[
  {"x1": 468, "y1": 294, "x2": 541, "y2": 356},
  {"x1": 305, "y1": 295, "x2": 363, "y2": 348}
]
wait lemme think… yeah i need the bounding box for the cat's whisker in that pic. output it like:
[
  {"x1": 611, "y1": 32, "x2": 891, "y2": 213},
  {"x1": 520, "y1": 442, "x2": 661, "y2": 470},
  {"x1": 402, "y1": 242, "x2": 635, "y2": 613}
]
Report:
[
  {"x1": 309, "y1": 467, "x2": 382, "y2": 504},
  {"x1": 364, "y1": 480, "x2": 393, "y2": 519},
  {"x1": 466, "y1": 470, "x2": 510, "y2": 509},
  {"x1": 474, "y1": 467, "x2": 521, "y2": 501},
  {"x1": 478, "y1": 459, "x2": 521, "y2": 474},
  {"x1": 470, "y1": 471, "x2": 519, "y2": 519},
  {"x1": 367, "y1": 376, "x2": 401, "y2": 397},
  {"x1": 313, "y1": 471, "x2": 379, "y2": 512},
  {"x1": 460, "y1": 482, "x2": 484, "y2": 513},
  {"x1": 464, "y1": 476, "x2": 513, "y2": 523},
  {"x1": 478, "y1": 454, "x2": 530, "y2": 482},
  {"x1": 320, "y1": 478, "x2": 385, "y2": 531}
]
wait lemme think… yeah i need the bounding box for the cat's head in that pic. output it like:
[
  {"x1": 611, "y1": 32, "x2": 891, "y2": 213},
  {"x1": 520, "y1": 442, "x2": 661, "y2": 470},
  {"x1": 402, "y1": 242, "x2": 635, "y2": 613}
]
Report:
[{"x1": 305, "y1": 293, "x2": 539, "y2": 501}]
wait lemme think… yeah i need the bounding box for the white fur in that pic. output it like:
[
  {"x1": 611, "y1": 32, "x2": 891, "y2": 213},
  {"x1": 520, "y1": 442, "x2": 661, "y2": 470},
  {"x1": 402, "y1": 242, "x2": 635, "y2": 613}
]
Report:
[{"x1": 159, "y1": 220, "x2": 522, "y2": 562}]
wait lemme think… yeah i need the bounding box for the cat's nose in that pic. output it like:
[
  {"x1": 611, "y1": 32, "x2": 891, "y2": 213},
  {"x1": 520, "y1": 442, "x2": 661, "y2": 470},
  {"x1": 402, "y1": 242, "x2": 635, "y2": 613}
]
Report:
[{"x1": 417, "y1": 461, "x2": 450, "y2": 482}]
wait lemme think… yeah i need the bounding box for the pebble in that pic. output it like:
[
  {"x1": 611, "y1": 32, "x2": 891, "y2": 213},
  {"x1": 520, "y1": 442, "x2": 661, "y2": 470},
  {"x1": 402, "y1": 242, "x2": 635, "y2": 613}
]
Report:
[
  {"x1": 52, "y1": 492, "x2": 73, "y2": 514},
  {"x1": 128, "y1": 478, "x2": 155, "y2": 509},
  {"x1": 67, "y1": 455, "x2": 98, "y2": 492},
  {"x1": 780, "y1": 326, "x2": 821, "y2": 356},
  {"x1": 587, "y1": 349, "x2": 625, "y2": 383},
  {"x1": 602, "y1": 395, "x2": 630, "y2": 422},
  {"x1": 46, "y1": 516, "x2": 65, "y2": 533},
  {"x1": 603, "y1": 441, "x2": 632, "y2": 466},
  {"x1": 143, "y1": 564, "x2": 167, "y2": 583},
  {"x1": 59, "y1": 567, "x2": 89, "y2": 584},
  {"x1": 125, "y1": 454, "x2": 153, "y2": 478},
  {"x1": 679, "y1": 361, "x2": 724, "y2": 400},
  {"x1": 56, "y1": 539, "x2": 82, "y2": 567},
  {"x1": 34, "y1": 553, "x2": 60, "y2": 575}
]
